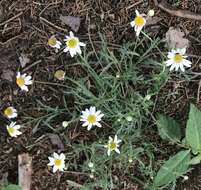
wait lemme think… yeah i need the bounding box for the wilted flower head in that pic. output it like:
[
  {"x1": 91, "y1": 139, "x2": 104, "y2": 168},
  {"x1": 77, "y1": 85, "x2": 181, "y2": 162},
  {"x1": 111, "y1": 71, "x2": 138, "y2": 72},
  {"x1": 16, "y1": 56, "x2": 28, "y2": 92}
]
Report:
[
  {"x1": 6, "y1": 122, "x2": 22, "y2": 137},
  {"x1": 4, "y1": 106, "x2": 17, "y2": 119},
  {"x1": 48, "y1": 35, "x2": 62, "y2": 50}
]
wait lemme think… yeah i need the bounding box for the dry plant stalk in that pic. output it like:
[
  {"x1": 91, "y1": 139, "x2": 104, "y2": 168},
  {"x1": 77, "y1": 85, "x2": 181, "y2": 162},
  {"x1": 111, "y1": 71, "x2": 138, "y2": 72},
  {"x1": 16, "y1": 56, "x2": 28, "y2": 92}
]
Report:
[{"x1": 18, "y1": 153, "x2": 32, "y2": 190}]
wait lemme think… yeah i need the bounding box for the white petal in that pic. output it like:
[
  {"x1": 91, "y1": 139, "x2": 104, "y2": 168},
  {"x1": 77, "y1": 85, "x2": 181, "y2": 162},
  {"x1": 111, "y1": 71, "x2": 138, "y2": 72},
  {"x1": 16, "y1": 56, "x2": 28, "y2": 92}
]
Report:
[
  {"x1": 82, "y1": 121, "x2": 89, "y2": 127},
  {"x1": 95, "y1": 122, "x2": 102, "y2": 128},
  {"x1": 183, "y1": 60, "x2": 192, "y2": 67},
  {"x1": 21, "y1": 85, "x2": 29, "y2": 92},
  {"x1": 14, "y1": 125, "x2": 21, "y2": 129},
  {"x1": 178, "y1": 48, "x2": 186, "y2": 55},
  {"x1": 169, "y1": 64, "x2": 176, "y2": 71},
  {"x1": 107, "y1": 149, "x2": 111, "y2": 156},
  {"x1": 165, "y1": 59, "x2": 174, "y2": 67},
  {"x1": 87, "y1": 124, "x2": 92, "y2": 130},
  {"x1": 79, "y1": 42, "x2": 86, "y2": 47},
  {"x1": 48, "y1": 157, "x2": 55, "y2": 165},
  {"x1": 16, "y1": 72, "x2": 21, "y2": 78},
  {"x1": 89, "y1": 106, "x2": 96, "y2": 114},
  {"x1": 53, "y1": 166, "x2": 58, "y2": 173},
  {"x1": 63, "y1": 47, "x2": 69, "y2": 53},
  {"x1": 69, "y1": 31, "x2": 74, "y2": 38},
  {"x1": 130, "y1": 21, "x2": 135, "y2": 27},
  {"x1": 135, "y1": 10, "x2": 140, "y2": 16},
  {"x1": 179, "y1": 64, "x2": 185, "y2": 72},
  {"x1": 76, "y1": 47, "x2": 82, "y2": 55},
  {"x1": 175, "y1": 64, "x2": 180, "y2": 71},
  {"x1": 59, "y1": 153, "x2": 65, "y2": 160},
  {"x1": 167, "y1": 52, "x2": 175, "y2": 59},
  {"x1": 53, "y1": 152, "x2": 59, "y2": 159},
  {"x1": 115, "y1": 148, "x2": 120, "y2": 154},
  {"x1": 69, "y1": 49, "x2": 76, "y2": 57},
  {"x1": 15, "y1": 130, "x2": 22, "y2": 136}
]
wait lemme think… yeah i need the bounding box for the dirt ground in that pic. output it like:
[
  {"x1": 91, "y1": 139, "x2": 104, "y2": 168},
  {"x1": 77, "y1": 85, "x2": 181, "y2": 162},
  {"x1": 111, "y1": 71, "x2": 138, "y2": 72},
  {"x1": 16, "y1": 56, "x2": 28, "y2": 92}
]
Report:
[{"x1": 1, "y1": 0, "x2": 201, "y2": 189}]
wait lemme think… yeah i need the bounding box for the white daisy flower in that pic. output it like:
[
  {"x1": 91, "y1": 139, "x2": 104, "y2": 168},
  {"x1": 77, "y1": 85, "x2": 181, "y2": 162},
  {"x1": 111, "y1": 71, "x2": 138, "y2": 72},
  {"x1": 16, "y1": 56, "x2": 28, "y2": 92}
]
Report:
[
  {"x1": 165, "y1": 48, "x2": 192, "y2": 72},
  {"x1": 130, "y1": 10, "x2": 146, "y2": 36},
  {"x1": 48, "y1": 35, "x2": 62, "y2": 50},
  {"x1": 80, "y1": 106, "x2": 104, "y2": 131},
  {"x1": 63, "y1": 31, "x2": 86, "y2": 57},
  {"x1": 104, "y1": 135, "x2": 121, "y2": 156},
  {"x1": 16, "y1": 72, "x2": 33, "y2": 92},
  {"x1": 4, "y1": 106, "x2": 17, "y2": 119},
  {"x1": 6, "y1": 122, "x2": 22, "y2": 137},
  {"x1": 47, "y1": 152, "x2": 66, "y2": 173}
]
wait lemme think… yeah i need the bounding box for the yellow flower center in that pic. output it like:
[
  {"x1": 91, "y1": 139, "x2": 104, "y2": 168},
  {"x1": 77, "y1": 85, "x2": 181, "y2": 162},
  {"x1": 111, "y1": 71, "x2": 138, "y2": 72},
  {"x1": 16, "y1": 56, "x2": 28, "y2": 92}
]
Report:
[
  {"x1": 174, "y1": 53, "x2": 183, "y2": 64},
  {"x1": 67, "y1": 38, "x2": 78, "y2": 48},
  {"x1": 134, "y1": 16, "x2": 145, "y2": 27},
  {"x1": 16, "y1": 78, "x2": 25, "y2": 87},
  {"x1": 87, "y1": 115, "x2": 97, "y2": 124},
  {"x1": 8, "y1": 127, "x2": 15, "y2": 135},
  {"x1": 54, "y1": 159, "x2": 62, "y2": 167},
  {"x1": 48, "y1": 37, "x2": 57, "y2": 46},
  {"x1": 109, "y1": 142, "x2": 117, "y2": 150},
  {"x1": 4, "y1": 107, "x2": 13, "y2": 116}
]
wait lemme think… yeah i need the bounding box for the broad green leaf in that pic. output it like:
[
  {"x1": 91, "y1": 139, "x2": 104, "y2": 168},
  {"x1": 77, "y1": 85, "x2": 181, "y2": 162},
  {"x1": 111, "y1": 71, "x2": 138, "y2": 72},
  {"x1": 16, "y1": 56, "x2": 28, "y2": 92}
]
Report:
[
  {"x1": 186, "y1": 104, "x2": 201, "y2": 152},
  {"x1": 154, "y1": 150, "x2": 190, "y2": 187},
  {"x1": 4, "y1": 184, "x2": 21, "y2": 190},
  {"x1": 156, "y1": 114, "x2": 181, "y2": 142},
  {"x1": 189, "y1": 154, "x2": 201, "y2": 165}
]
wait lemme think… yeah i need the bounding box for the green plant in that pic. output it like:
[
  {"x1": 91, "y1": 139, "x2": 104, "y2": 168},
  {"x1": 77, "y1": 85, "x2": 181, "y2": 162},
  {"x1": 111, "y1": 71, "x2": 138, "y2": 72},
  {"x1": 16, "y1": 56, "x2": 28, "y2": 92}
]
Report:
[{"x1": 154, "y1": 104, "x2": 201, "y2": 189}]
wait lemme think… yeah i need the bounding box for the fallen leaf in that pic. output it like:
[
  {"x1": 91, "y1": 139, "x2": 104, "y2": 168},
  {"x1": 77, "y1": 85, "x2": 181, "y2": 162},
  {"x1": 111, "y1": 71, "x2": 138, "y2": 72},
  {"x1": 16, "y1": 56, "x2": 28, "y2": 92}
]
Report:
[
  {"x1": 59, "y1": 15, "x2": 80, "y2": 32},
  {"x1": 165, "y1": 27, "x2": 189, "y2": 49},
  {"x1": 47, "y1": 133, "x2": 65, "y2": 151},
  {"x1": 19, "y1": 53, "x2": 30, "y2": 68},
  {"x1": 1, "y1": 69, "x2": 14, "y2": 82}
]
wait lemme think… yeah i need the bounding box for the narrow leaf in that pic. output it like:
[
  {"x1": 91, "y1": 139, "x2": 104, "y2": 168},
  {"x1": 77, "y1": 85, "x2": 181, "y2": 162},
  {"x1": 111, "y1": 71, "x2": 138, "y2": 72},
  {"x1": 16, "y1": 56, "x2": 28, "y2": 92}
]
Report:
[
  {"x1": 186, "y1": 104, "x2": 201, "y2": 152},
  {"x1": 156, "y1": 114, "x2": 181, "y2": 142},
  {"x1": 154, "y1": 150, "x2": 190, "y2": 187}
]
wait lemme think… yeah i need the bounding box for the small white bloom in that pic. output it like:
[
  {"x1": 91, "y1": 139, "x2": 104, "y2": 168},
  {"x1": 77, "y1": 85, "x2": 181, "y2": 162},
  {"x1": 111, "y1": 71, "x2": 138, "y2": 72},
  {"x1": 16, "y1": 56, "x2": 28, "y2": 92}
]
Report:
[
  {"x1": 130, "y1": 10, "x2": 146, "y2": 36},
  {"x1": 89, "y1": 174, "x2": 94, "y2": 179},
  {"x1": 62, "y1": 121, "x2": 68, "y2": 128},
  {"x1": 126, "y1": 116, "x2": 133, "y2": 122},
  {"x1": 104, "y1": 135, "x2": 121, "y2": 156},
  {"x1": 128, "y1": 157, "x2": 133, "y2": 163},
  {"x1": 6, "y1": 122, "x2": 22, "y2": 137},
  {"x1": 48, "y1": 35, "x2": 62, "y2": 49},
  {"x1": 80, "y1": 106, "x2": 104, "y2": 130},
  {"x1": 148, "y1": 9, "x2": 155, "y2": 17},
  {"x1": 165, "y1": 48, "x2": 192, "y2": 72},
  {"x1": 145, "y1": 94, "x2": 151, "y2": 101},
  {"x1": 16, "y1": 72, "x2": 33, "y2": 92},
  {"x1": 88, "y1": 162, "x2": 94, "y2": 168},
  {"x1": 47, "y1": 152, "x2": 66, "y2": 173},
  {"x1": 63, "y1": 31, "x2": 86, "y2": 57},
  {"x1": 4, "y1": 106, "x2": 17, "y2": 119},
  {"x1": 183, "y1": 175, "x2": 189, "y2": 181}
]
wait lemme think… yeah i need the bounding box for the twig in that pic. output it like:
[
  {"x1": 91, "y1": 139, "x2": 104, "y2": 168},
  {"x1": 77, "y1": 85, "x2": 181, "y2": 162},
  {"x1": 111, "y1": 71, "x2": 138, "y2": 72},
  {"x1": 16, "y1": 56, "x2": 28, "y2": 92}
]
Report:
[
  {"x1": 22, "y1": 60, "x2": 42, "y2": 72},
  {"x1": 0, "y1": 12, "x2": 23, "y2": 26},
  {"x1": 126, "y1": 0, "x2": 144, "y2": 10},
  {"x1": 18, "y1": 153, "x2": 32, "y2": 190},
  {"x1": 197, "y1": 80, "x2": 201, "y2": 103},
  {"x1": 153, "y1": 0, "x2": 201, "y2": 21},
  {"x1": 40, "y1": 17, "x2": 68, "y2": 32}
]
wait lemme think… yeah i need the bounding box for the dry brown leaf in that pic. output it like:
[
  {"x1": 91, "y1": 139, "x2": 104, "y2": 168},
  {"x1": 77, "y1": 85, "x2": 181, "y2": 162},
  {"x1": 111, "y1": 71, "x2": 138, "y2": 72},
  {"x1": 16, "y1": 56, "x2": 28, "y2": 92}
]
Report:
[
  {"x1": 47, "y1": 133, "x2": 65, "y2": 151},
  {"x1": 59, "y1": 15, "x2": 80, "y2": 32},
  {"x1": 1, "y1": 69, "x2": 14, "y2": 81},
  {"x1": 165, "y1": 27, "x2": 189, "y2": 49},
  {"x1": 19, "y1": 53, "x2": 30, "y2": 68}
]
